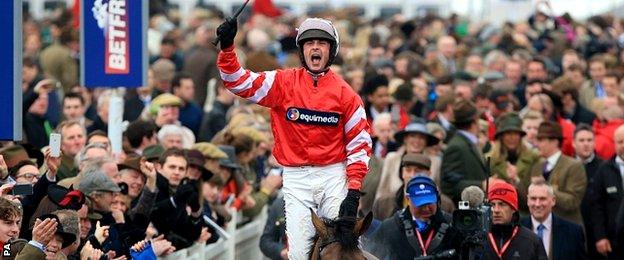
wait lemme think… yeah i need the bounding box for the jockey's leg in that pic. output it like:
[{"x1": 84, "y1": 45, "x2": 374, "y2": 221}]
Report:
[
  {"x1": 283, "y1": 166, "x2": 316, "y2": 260},
  {"x1": 315, "y1": 163, "x2": 348, "y2": 220}
]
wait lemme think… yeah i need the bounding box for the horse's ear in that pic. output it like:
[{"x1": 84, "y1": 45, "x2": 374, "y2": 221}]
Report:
[
  {"x1": 354, "y1": 211, "x2": 373, "y2": 237},
  {"x1": 310, "y1": 208, "x2": 328, "y2": 238}
]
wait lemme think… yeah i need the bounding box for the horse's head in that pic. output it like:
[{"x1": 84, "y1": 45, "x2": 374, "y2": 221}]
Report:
[{"x1": 309, "y1": 209, "x2": 374, "y2": 260}]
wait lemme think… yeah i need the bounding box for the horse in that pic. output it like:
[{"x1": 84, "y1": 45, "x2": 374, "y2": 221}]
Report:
[{"x1": 308, "y1": 209, "x2": 377, "y2": 260}]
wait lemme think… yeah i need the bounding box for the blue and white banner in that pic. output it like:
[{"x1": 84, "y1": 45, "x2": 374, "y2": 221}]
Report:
[
  {"x1": 81, "y1": 0, "x2": 147, "y2": 88},
  {"x1": 0, "y1": 0, "x2": 21, "y2": 141}
]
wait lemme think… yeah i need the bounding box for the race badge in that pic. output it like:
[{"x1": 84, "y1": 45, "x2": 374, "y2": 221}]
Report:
[
  {"x1": 606, "y1": 186, "x2": 618, "y2": 194},
  {"x1": 92, "y1": 0, "x2": 130, "y2": 74},
  {"x1": 286, "y1": 107, "x2": 340, "y2": 126}
]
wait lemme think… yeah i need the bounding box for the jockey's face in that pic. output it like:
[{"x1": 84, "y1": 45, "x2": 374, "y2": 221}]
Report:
[{"x1": 303, "y1": 39, "x2": 330, "y2": 72}]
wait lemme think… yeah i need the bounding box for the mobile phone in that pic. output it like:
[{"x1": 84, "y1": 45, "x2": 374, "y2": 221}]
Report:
[
  {"x1": 49, "y1": 133, "x2": 61, "y2": 157},
  {"x1": 11, "y1": 184, "x2": 33, "y2": 196}
]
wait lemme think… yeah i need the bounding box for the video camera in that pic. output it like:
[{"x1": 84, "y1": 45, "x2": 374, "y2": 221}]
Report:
[
  {"x1": 451, "y1": 157, "x2": 493, "y2": 246},
  {"x1": 452, "y1": 200, "x2": 491, "y2": 245}
]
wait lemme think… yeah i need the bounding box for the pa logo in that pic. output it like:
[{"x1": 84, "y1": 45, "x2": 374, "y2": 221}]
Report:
[
  {"x1": 287, "y1": 108, "x2": 300, "y2": 121},
  {"x1": 3, "y1": 243, "x2": 10, "y2": 256}
]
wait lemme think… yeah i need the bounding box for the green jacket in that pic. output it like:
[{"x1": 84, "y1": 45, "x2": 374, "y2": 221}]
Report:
[
  {"x1": 56, "y1": 154, "x2": 78, "y2": 181},
  {"x1": 486, "y1": 142, "x2": 540, "y2": 214},
  {"x1": 530, "y1": 154, "x2": 587, "y2": 225},
  {"x1": 441, "y1": 132, "x2": 487, "y2": 203}
]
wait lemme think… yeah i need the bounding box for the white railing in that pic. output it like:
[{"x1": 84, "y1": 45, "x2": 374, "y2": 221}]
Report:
[{"x1": 161, "y1": 206, "x2": 269, "y2": 260}]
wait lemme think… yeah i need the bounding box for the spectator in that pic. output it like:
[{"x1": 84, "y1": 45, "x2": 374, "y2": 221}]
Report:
[
  {"x1": 551, "y1": 76, "x2": 596, "y2": 125},
  {"x1": 437, "y1": 36, "x2": 458, "y2": 74},
  {"x1": 56, "y1": 120, "x2": 87, "y2": 180},
  {"x1": 39, "y1": 28, "x2": 78, "y2": 93},
  {"x1": 62, "y1": 92, "x2": 91, "y2": 129},
  {"x1": 161, "y1": 124, "x2": 195, "y2": 150},
  {"x1": 87, "y1": 130, "x2": 111, "y2": 153},
  {"x1": 183, "y1": 23, "x2": 219, "y2": 107},
  {"x1": 260, "y1": 194, "x2": 287, "y2": 260},
  {"x1": 522, "y1": 181, "x2": 587, "y2": 260},
  {"x1": 0, "y1": 197, "x2": 22, "y2": 245},
  {"x1": 482, "y1": 182, "x2": 547, "y2": 259},
  {"x1": 154, "y1": 148, "x2": 188, "y2": 202},
  {"x1": 145, "y1": 93, "x2": 182, "y2": 129},
  {"x1": 87, "y1": 90, "x2": 113, "y2": 134},
  {"x1": 530, "y1": 121, "x2": 586, "y2": 225},
  {"x1": 429, "y1": 94, "x2": 456, "y2": 143},
  {"x1": 369, "y1": 175, "x2": 462, "y2": 259},
  {"x1": 125, "y1": 120, "x2": 158, "y2": 156},
  {"x1": 589, "y1": 124, "x2": 624, "y2": 259},
  {"x1": 579, "y1": 56, "x2": 607, "y2": 109},
  {"x1": 124, "y1": 69, "x2": 157, "y2": 122},
  {"x1": 486, "y1": 112, "x2": 540, "y2": 214},
  {"x1": 374, "y1": 121, "x2": 441, "y2": 219},
  {"x1": 9, "y1": 160, "x2": 40, "y2": 185},
  {"x1": 573, "y1": 124, "x2": 604, "y2": 259},
  {"x1": 217, "y1": 145, "x2": 254, "y2": 212},
  {"x1": 172, "y1": 72, "x2": 203, "y2": 135},
  {"x1": 150, "y1": 37, "x2": 184, "y2": 71},
  {"x1": 198, "y1": 83, "x2": 236, "y2": 142},
  {"x1": 522, "y1": 110, "x2": 544, "y2": 150},
  {"x1": 441, "y1": 100, "x2": 487, "y2": 204}
]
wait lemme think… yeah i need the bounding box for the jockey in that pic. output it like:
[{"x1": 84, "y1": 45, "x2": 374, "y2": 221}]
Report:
[{"x1": 215, "y1": 17, "x2": 372, "y2": 259}]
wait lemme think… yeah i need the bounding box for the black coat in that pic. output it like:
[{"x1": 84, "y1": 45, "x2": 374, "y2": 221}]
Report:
[
  {"x1": 482, "y1": 225, "x2": 547, "y2": 260},
  {"x1": 521, "y1": 214, "x2": 587, "y2": 260},
  {"x1": 368, "y1": 208, "x2": 463, "y2": 259},
  {"x1": 581, "y1": 154, "x2": 603, "y2": 259},
  {"x1": 568, "y1": 104, "x2": 596, "y2": 126},
  {"x1": 198, "y1": 100, "x2": 231, "y2": 142},
  {"x1": 259, "y1": 196, "x2": 286, "y2": 260},
  {"x1": 589, "y1": 157, "x2": 624, "y2": 260}
]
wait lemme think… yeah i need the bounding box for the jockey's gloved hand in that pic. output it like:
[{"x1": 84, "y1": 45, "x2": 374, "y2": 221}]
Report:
[
  {"x1": 216, "y1": 18, "x2": 238, "y2": 50},
  {"x1": 339, "y1": 189, "x2": 361, "y2": 220}
]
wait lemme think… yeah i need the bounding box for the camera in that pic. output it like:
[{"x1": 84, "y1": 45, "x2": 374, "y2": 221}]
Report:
[{"x1": 452, "y1": 201, "x2": 491, "y2": 245}]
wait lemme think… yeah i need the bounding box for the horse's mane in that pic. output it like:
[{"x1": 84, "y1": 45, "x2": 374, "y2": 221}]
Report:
[{"x1": 308, "y1": 217, "x2": 360, "y2": 258}]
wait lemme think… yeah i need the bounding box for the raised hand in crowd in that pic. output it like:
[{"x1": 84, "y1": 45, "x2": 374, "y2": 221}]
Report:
[
  {"x1": 196, "y1": 227, "x2": 212, "y2": 244},
  {"x1": 80, "y1": 241, "x2": 104, "y2": 260},
  {"x1": 173, "y1": 179, "x2": 198, "y2": 209},
  {"x1": 106, "y1": 250, "x2": 128, "y2": 260},
  {"x1": 94, "y1": 221, "x2": 110, "y2": 245},
  {"x1": 32, "y1": 218, "x2": 57, "y2": 246},
  {"x1": 151, "y1": 234, "x2": 176, "y2": 256},
  {"x1": 44, "y1": 148, "x2": 61, "y2": 178},
  {"x1": 239, "y1": 183, "x2": 256, "y2": 209},
  {"x1": 112, "y1": 208, "x2": 125, "y2": 224},
  {"x1": 506, "y1": 162, "x2": 519, "y2": 183},
  {"x1": 0, "y1": 155, "x2": 8, "y2": 180},
  {"x1": 140, "y1": 158, "x2": 157, "y2": 192}
]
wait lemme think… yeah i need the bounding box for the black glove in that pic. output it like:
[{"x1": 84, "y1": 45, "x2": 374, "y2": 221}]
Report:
[
  {"x1": 173, "y1": 179, "x2": 196, "y2": 208},
  {"x1": 216, "y1": 18, "x2": 238, "y2": 50},
  {"x1": 339, "y1": 189, "x2": 361, "y2": 220},
  {"x1": 188, "y1": 190, "x2": 201, "y2": 212}
]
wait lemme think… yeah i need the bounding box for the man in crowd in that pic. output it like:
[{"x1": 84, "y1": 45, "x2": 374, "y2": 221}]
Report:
[
  {"x1": 522, "y1": 181, "x2": 587, "y2": 260},
  {"x1": 370, "y1": 175, "x2": 462, "y2": 259},
  {"x1": 573, "y1": 123, "x2": 604, "y2": 259},
  {"x1": 441, "y1": 100, "x2": 487, "y2": 203},
  {"x1": 530, "y1": 121, "x2": 587, "y2": 225},
  {"x1": 56, "y1": 120, "x2": 87, "y2": 180},
  {"x1": 590, "y1": 124, "x2": 624, "y2": 259},
  {"x1": 171, "y1": 72, "x2": 203, "y2": 136},
  {"x1": 62, "y1": 92, "x2": 92, "y2": 128},
  {"x1": 483, "y1": 182, "x2": 547, "y2": 259}
]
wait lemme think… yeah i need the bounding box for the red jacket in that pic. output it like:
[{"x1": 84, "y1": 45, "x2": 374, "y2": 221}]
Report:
[
  {"x1": 558, "y1": 117, "x2": 576, "y2": 157},
  {"x1": 593, "y1": 119, "x2": 624, "y2": 160},
  {"x1": 217, "y1": 47, "x2": 372, "y2": 190}
]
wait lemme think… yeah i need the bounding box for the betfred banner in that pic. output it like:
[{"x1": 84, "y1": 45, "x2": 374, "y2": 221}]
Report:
[
  {"x1": 0, "y1": 0, "x2": 21, "y2": 141},
  {"x1": 81, "y1": 0, "x2": 147, "y2": 88}
]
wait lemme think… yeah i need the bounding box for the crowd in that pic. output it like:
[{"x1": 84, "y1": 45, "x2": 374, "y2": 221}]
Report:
[{"x1": 3, "y1": 0, "x2": 624, "y2": 259}]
